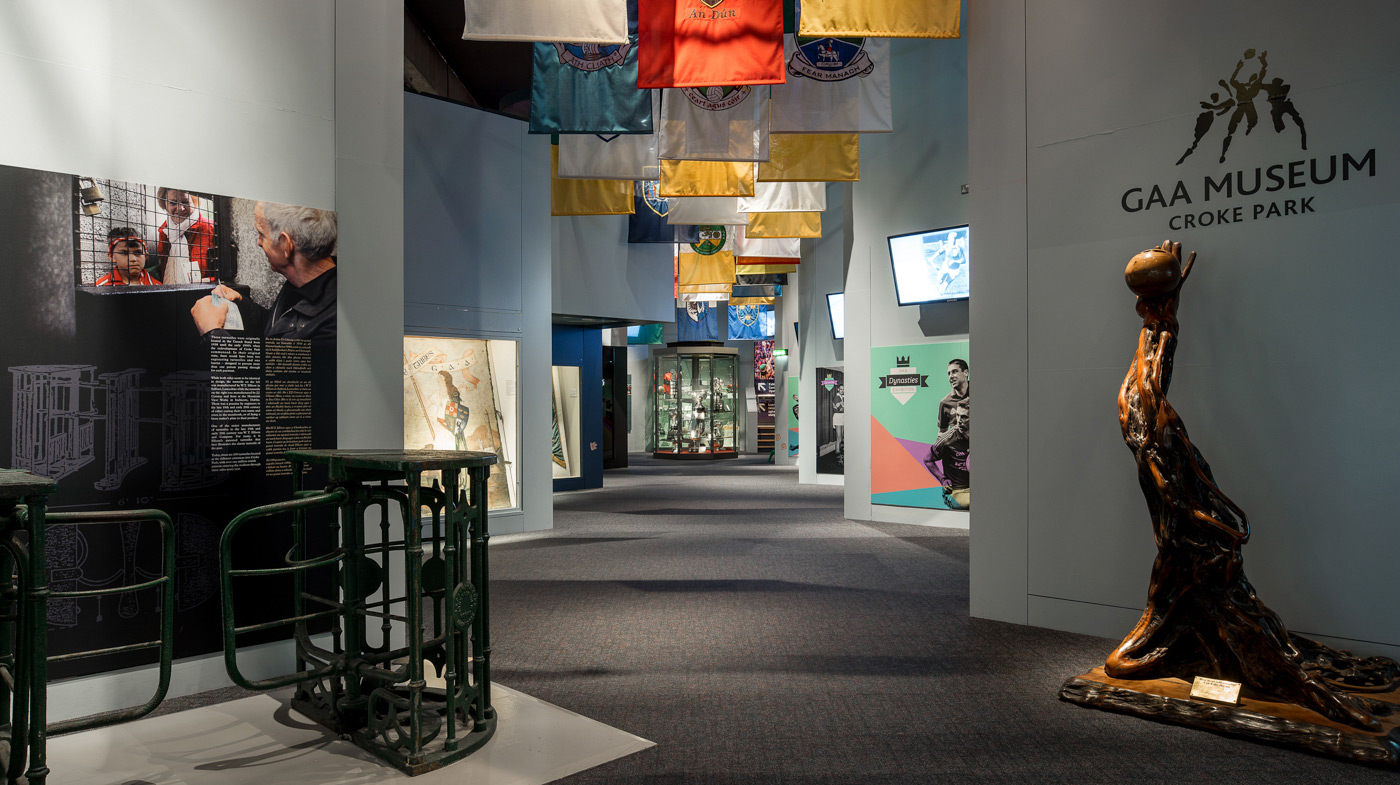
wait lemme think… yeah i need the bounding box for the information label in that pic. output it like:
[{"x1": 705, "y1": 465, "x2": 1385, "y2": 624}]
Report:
[
  {"x1": 210, "y1": 337, "x2": 264, "y2": 470},
  {"x1": 1190, "y1": 676, "x2": 1243, "y2": 705}
]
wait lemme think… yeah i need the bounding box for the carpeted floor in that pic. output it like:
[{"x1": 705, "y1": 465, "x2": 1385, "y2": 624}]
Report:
[{"x1": 486, "y1": 454, "x2": 1392, "y2": 785}]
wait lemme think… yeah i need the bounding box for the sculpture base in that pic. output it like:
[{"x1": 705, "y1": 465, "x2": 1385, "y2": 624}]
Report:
[{"x1": 1060, "y1": 667, "x2": 1400, "y2": 767}]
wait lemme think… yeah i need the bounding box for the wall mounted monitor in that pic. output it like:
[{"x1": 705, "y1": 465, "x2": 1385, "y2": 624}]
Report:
[
  {"x1": 888, "y1": 224, "x2": 970, "y2": 305},
  {"x1": 826, "y1": 292, "x2": 845, "y2": 340}
]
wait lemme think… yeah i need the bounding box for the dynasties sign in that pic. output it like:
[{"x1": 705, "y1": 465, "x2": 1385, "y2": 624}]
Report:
[{"x1": 1117, "y1": 49, "x2": 1377, "y2": 231}]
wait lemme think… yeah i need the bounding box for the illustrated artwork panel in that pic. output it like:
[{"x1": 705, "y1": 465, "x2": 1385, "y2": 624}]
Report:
[
  {"x1": 870, "y1": 342, "x2": 969, "y2": 510},
  {"x1": 403, "y1": 336, "x2": 515, "y2": 509}
]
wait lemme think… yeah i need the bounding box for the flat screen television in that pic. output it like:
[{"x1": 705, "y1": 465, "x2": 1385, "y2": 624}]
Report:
[
  {"x1": 826, "y1": 292, "x2": 845, "y2": 340},
  {"x1": 888, "y1": 224, "x2": 970, "y2": 305}
]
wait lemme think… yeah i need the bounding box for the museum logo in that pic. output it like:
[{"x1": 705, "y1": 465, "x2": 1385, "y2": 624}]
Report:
[
  {"x1": 877, "y1": 357, "x2": 928, "y2": 406},
  {"x1": 1116, "y1": 47, "x2": 1379, "y2": 232},
  {"x1": 554, "y1": 42, "x2": 630, "y2": 72},
  {"x1": 683, "y1": 85, "x2": 753, "y2": 112},
  {"x1": 1176, "y1": 49, "x2": 1305, "y2": 166}
]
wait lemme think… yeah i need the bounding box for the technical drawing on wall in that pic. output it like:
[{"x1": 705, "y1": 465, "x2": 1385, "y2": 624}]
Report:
[{"x1": 11, "y1": 364, "x2": 226, "y2": 492}]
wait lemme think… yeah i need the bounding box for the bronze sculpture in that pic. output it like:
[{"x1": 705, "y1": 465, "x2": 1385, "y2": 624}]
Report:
[{"x1": 1062, "y1": 240, "x2": 1399, "y2": 763}]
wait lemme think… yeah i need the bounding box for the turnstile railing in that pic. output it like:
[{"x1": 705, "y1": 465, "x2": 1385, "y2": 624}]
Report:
[
  {"x1": 219, "y1": 449, "x2": 497, "y2": 776},
  {"x1": 0, "y1": 448, "x2": 496, "y2": 781},
  {"x1": 0, "y1": 470, "x2": 176, "y2": 785}
]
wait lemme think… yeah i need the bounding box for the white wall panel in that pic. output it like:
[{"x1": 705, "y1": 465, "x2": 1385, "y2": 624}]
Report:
[{"x1": 972, "y1": 0, "x2": 1400, "y2": 652}]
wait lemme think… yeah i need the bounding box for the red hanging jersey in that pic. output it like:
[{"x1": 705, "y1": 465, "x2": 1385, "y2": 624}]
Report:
[{"x1": 637, "y1": 0, "x2": 784, "y2": 88}]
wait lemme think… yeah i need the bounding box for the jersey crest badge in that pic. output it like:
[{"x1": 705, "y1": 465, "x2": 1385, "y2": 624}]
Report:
[
  {"x1": 554, "y1": 42, "x2": 630, "y2": 72},
  {"x1": 690, "y1": 225, "x2": 727, "y2": 255},
  {"x1": 682, "y1": 85, "x2": 752, "y2": 111}
]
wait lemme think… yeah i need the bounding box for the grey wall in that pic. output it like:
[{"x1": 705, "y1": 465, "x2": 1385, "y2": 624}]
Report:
[
  {"x1": 971, "y1": 0, "x2": 1400, "y2": 659},
  {"x1": 967, "y1": 0, "x2": 1029, "y2": 624},
  {"x1": 553, "y1": 217, "x2": 676, "y2": 323},
  {"x1": 338, "y1": 0, "x2": 404, "y2": 449},
  {"x1": 836, "y1": 22, "x2": 971, "y2": 523},
  {"x1": 796, "y1": 184, "x2": 848, "y2": 486},
  {"x1": 404, "y1": 92, "x2": 553, "y2": 534}
]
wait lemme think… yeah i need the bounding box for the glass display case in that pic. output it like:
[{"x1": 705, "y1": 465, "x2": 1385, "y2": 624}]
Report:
[{"x1": 653, "y1": 346, "x2": 739, "y2": 459}]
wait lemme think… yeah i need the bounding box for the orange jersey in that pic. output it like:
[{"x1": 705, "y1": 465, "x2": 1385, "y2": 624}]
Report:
[{"x1": 637, "y1": 0, "x2": 784, "y2": 88}]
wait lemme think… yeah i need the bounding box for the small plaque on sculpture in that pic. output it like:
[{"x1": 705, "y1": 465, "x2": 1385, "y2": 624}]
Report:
[{"x1": 1190, "y1": 676, "x2": 1242, "y2": 705}]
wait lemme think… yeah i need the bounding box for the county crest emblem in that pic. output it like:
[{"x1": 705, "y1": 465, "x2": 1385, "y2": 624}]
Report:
[
  {"x1": 736, "y1": 305, "x2": 759, "y2": 327},
  {"x1": 640, "y1": 181, "x2": 670, "y2": 217},
  {"x1": 790, "y1": 35, "x2": 875, "y2": 82},
  {"x1": 554, "y1": 41, "x2": 631, "y2": 72},
  {"x1": 690, "y1": 225, "x2": 727, "y2": 255},
  {"x1": 682, "y1": 85, "x2": 753, "y2": 111}
]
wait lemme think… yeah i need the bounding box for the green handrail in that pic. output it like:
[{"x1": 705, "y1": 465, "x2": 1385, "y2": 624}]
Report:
[
  {"x1": 42, "y1": 509, "x2": 176, "y2": 736},
  {"x1": 218, "y1": 488, "x2": 349, "y2": 691}
]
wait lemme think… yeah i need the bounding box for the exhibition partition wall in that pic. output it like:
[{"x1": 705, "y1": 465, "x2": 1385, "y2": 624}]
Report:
[
  {"x1": 799, "y1": 27, "x2": 970, "y2": 521},
  {"x1": 0, "y1": 0, "x2": 404, "y2": 721},
  {"x1": 795, "y1": 183, "x2": 847, "y2": 487},
  {"x1": 969, "y1": 0, "x2": 1400, "y2": 660},
  {"x1": 0, "y1": 166, "x2": 339, "y2": 680},
  {"x1": 403, "y1": 92, "x2": 554, "y2": 535}
]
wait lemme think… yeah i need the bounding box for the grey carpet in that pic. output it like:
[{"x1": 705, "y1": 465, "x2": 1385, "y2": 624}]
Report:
[{"x1": 488, "y1": 455, "x2": 1392, "y2": 784}]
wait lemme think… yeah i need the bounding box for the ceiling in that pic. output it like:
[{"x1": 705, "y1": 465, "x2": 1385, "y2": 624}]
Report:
[{"x1": 404, "y1": 0, "x2": 533, "y2": 116}]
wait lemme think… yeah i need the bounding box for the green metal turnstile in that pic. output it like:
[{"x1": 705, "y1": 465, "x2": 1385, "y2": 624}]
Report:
[
  {"x1": 0, "y1": 448, "x2": 496, "y2": 781},
  {"x1": 0, "y1": 469, "x2": 176, "y2": 785},
  {"x1": 219, "y1": 449, "x2": 498, "y2": 776}
]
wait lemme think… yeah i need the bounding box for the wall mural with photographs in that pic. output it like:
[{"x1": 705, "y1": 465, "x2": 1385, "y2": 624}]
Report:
[
  {"x1": 0, "y1": 163, "x2": 338, "y2": 677},
  {"x1": 870, "y1": 342, "x2": 970, "y2": 510}
]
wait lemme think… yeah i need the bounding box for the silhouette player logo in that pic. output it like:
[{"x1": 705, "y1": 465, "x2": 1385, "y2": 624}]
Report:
[{"x1": 1177, "y1": 49, "x2": 1306, "y2": 166}]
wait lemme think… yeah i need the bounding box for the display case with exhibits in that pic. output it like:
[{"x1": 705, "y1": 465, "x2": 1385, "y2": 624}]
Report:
[
  {"x1": 403, "y1": 336, "x2": 519, "y2": 510},
  {"x1": 653, "y1": 346, "x2": 739, "y2": 459},
  {"x1": 551, "y1": 365, "x2": 582, "y2": 479}
]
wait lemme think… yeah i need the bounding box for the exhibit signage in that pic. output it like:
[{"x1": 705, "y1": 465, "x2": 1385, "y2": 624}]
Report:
[
  {"x1": 870, "y1": 343, "x2": 968, "y2": 510},
  {"x1": 815, "y1": 367, "x2": 844, "y2": 475},
  {"x1": 1114, "y1": 49, "x2": 1380, "y2": 232},
  {"x1": 0, "y1": 163, "x2": 338, "y2": 677},
  {"x1": 876, "y1": 357, "x2": 930, "y2": 406},
  {"x1": 1190, "y1": 676, "x2": 1243, "y2": 705}
]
